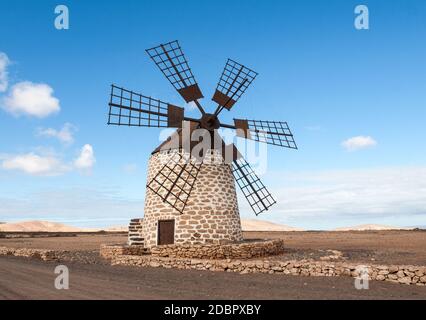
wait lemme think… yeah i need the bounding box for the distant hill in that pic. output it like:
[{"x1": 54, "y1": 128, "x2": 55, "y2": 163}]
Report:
[
  {"x1": 333, "y1": 224, "x2": 413, "y2": 231},
  {"x1": 413, "y1": 225, "x2": 426, "y2": 230},
  {"x1": 0, "y1": 219, "x2": 303, "y2": 233},
  {"x1": 1, "y1": 220, "x2": 418, "y2": 233},
  {"x1": 103, "y1": 225, "x2": 127, "y2": 232},
  {"x1": 241, "y1": 219, "x2": 303, "y2": 232},
  {"x1": 0, "y1": 221, "x2": 92, "y2": 232}
]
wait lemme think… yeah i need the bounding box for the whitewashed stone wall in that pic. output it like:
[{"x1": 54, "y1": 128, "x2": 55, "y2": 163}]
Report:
[{"x1": 142, "y1": 150, "x2": 243, "y2": 248}]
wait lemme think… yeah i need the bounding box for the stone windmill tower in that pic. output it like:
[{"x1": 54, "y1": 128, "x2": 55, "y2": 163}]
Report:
[{"x1": 107, "y1": 41, "x2": 297, "y2": 248}]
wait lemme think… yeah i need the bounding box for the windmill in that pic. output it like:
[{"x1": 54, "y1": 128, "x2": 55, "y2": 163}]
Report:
[{"x1": 107, "y1": 40, "x2": 297, "y2": 247}]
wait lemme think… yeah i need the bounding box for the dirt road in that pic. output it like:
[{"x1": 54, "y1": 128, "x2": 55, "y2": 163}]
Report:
[{"x1": 1, "y1": 256, "x2": 425, "y2": 300}]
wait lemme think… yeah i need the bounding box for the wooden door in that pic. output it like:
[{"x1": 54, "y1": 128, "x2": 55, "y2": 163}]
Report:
[{"x1": 157, "y1": 220, "x2": 175, "y2": 245}]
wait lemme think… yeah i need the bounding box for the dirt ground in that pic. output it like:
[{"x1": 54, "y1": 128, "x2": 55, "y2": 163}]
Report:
[
  {"x1": 1, "y1": 256, "x2": 425, "y2": 300},
  {"x1": 1, "y1": 230, "x2": 425, "y2": 265},
  {"x1": 1, "y1": 231, "x2": 425, "y2": 300},
  {"x1": 245, "y1": 230, "x2": 426, "y2": 265},
  {"x1": 0, "y1": 233, "x2": 126, "y2": 251}
]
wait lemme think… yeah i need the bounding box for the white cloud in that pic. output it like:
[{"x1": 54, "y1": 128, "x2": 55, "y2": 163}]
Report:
[
  {"x1": 36, "y1": 123, "x2": 77, "y2": 145},
  {"x1": 1, "y1": 144, "x2": 96, "y2": 176},
  {"x1": 1, "y1": 81, "x2": 60, "y2": 118},
  {"x1": 74, "y1": 144, "x2": 96, "y2": 170},
  {"x1": 0, "y1": 52, "x2": 10, "y2": 92},
  {"x1": 238, "y1": 166, "x2": 426, "y2": 229},
  {"x1": 0, "y1": 187, "x2": 145, "y2": 229},
  {"x1": 1, "y1": 165, "x2": 424, "y2": 230},
  {"x1": 342, "y1": 136, "x2": 377, "y2": 152},
  {"x1": 1, "y1": 153, "x2": 69, "y2": 176}
]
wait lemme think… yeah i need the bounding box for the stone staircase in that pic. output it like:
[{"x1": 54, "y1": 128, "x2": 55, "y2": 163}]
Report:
[{"x1": 128, "y1": 218, "x2": 145, "y2": 246}]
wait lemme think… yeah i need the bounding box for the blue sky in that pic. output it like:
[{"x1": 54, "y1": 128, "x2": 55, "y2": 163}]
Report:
[{"x1": 0, "y1": 0, "x2": 425, "y2": 229}]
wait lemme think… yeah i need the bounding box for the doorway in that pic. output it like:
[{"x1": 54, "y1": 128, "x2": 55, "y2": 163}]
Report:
[{"x1": 157, "y1": 220, "x2": 175, "y2": 245}]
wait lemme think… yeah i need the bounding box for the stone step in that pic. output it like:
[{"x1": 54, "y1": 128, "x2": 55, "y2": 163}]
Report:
[
  {"x1": 128, "y1": 232, "x2": 143, "y2": 236},
  {"x1": 129, "y1": 242, "x2": 146, "y2": 247},
  {"x1": 129, "y1": 238, "x2": 145, "y2": 242}
]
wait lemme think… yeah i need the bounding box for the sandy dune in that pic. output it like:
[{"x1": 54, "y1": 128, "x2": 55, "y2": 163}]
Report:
[
  {"x1": 0, "y1": 221, "x2": 88, "y2": 232},
  {"x1": 241, "y1": 219, "x2": 303, "y2": 232},
  {"x1": 103, "y1": 225, "x2": 128, "y2": 232},
  {"x1": 333, "y1": 224, "x2": 412, "y2": 231}
]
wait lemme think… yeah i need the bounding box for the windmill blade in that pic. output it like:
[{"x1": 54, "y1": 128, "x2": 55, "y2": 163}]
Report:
[
  {"x1": 213, "y1": 59, "x2": 258, "y2": 115},
  {"x1": 108, "y1": 85, "x2": 187, "y2": 128},
  {"x1": 146, "y1": 40, "x2": 204, "y2": 105},
  {"x1": 232, "y1": 157, "x2": 276, "y2": 215},
  {"x1": 147, "y1": 151, "x2": 203, "y2": 214},
  {"x1": 233, "y1": 119, "x2": 298, "y2": 149}
]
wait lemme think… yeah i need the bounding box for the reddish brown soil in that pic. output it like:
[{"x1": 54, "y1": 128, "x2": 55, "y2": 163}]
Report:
[
  {"x1": 1, "y1": 256, "x2": 425, "y2": 300},
  {"x1": 243, "y1": 230, "x2": 426, "y2": 265},
  {"x1": 1, "y1": 230, "x2": 425, "y2": 265},
  {"x1": 1, "y1": 231, "x2": 425, "y2": 300}
]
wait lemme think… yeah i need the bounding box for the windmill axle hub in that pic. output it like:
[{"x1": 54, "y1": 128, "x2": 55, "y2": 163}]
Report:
[{"x1": 200, "y1": 113, "x2": 220, "y2": 131}]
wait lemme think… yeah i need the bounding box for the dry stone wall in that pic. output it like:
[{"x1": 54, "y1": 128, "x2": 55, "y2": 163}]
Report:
[
  {"x1": 101, "y1": 240, "x2": 284, "y2": 260},
  {"x1": 149, "y1": 240, "x2": 284, "y2": 259},
  {"x1": 100, "y1": 244, "x2": 149, "y2": 260},
  {"x1": 110, "y1": 254, "x2": 426, "y2": 286},
  {"x1": 0, "y1": 246, "x2": 60, "y2": 261},
  {"x1": 142, "y1": 150, "x2": 243, "y2": 248}
]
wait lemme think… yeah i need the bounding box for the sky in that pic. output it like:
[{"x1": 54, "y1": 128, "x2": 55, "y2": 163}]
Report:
[{"x1": 0, "y1": 0, "x2": 425, "y2": 230}]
